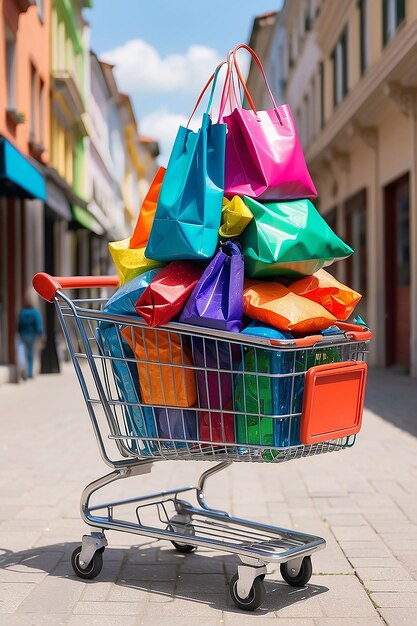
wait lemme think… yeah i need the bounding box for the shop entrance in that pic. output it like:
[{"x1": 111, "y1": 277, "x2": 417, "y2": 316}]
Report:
[{"x1": 384, "y1": 173, "x2": 410, "y2": 370}]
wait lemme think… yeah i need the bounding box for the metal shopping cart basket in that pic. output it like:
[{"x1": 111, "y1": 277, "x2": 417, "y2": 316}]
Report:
[{"x1": 33, "y1": 272, "x2": 372, "y2": 611}]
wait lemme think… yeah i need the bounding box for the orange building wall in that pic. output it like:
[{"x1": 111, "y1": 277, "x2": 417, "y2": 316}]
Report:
[{"x1": 0, "y1": 0, "x2": 50, "y2": 163}]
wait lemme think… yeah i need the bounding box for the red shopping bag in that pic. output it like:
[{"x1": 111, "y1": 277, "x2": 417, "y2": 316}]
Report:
[{"x1": 135, "y1": 261, "x2": 205, "y2": 327}]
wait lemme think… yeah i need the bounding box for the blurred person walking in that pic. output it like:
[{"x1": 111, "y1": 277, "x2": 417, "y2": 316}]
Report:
[{"x1": 17, "y1": 292, "x2": 43, "y2": 380}]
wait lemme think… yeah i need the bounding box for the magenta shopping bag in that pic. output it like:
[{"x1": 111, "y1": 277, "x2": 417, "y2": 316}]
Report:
[
  {"x1": 179, "y1": 241, "x2": 244, "y2": 332},
  {"x1": 219, "y1": 44, "x2": 317, "y2": 202}
]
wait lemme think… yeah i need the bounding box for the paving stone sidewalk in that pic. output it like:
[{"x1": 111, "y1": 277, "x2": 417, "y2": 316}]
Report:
[{"x1": 1, "y1": 365, "x2": 417, "y2": 625}]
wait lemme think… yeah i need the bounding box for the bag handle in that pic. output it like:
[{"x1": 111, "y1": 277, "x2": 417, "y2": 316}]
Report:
[
  {"x1": 187, "y1": 60, "x2": 228, "y2": 128},
  {"x1": 218, "y1": 49, "x2": 254, "y2": 121},
  {"x1": 218, "y1": 53, "x2": 240, "y2": 122},
  {"x1": 218, "y1": 53, "x2": 244, "y2": 115},
  {"x1": 218, "y1": 43, "x2": 282, "y2": 124},
  {"x1": 233, "y1": 44, "x2": 282, "y2": 121}
]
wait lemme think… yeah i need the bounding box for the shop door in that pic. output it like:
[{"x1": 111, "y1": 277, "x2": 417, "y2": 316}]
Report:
[
  {"x1": 385, "y1": 174, "x2": 410, "y2": 369},
  {"x1": 345, "y1": 189, "x2": 367, "y2": 320}
]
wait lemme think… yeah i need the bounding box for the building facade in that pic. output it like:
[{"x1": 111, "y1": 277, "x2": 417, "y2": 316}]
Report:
[
  {"x1": 0, "y1": 0, "x2": 49, "y2": 382},
  {"x1": 87, "y1": 52, "x2": 126, "y2": 278},
  {"x1": 250, "y1": 0, "x2": 417, "y2": 376},
  {"x1": 0, "y1": 0, "x2": 159, "y2": 383}
]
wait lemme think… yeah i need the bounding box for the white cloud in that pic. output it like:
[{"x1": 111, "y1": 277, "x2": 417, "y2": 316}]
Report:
[
  {"x1": 140, "y1": 109, "x2": 202, "y2": 166},
  {"x1": 102, "y1": 40, "x2": 222, "y2": 94},
  {"x1": 102, "y1": 40, "x2": 253, "y2": 166}
]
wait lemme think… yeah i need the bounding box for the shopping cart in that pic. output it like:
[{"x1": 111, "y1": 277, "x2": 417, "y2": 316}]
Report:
[{"x1": 33, "y1": 272, "x2": 371, "y2": 611}]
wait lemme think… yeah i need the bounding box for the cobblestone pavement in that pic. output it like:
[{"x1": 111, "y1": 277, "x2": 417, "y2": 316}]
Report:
[{"x1": 1, "y1": 364, "x2": 417, "y2": 625}]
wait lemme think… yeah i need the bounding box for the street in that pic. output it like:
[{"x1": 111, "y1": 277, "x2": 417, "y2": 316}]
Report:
[{"x1": 1, "y1": 364, "x2": 417, "y2": 625}]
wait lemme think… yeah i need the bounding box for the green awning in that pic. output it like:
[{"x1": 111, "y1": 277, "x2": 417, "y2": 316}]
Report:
[
  {"x1": 72, "y1": 204, "x2": 104, "y2": 234},
  {"x1": 0, "y1": 137, "x2": 46, "y2": 201}
]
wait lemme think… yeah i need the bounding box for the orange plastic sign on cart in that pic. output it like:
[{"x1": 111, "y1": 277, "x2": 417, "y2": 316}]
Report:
[{"x1": 300, "y1": 361, "x2": 367, "y2": 445}]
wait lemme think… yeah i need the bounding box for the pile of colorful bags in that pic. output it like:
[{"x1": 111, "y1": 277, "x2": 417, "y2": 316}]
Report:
[{"x1": 99, "y1": 44, "x2": 362, "y2": 453}]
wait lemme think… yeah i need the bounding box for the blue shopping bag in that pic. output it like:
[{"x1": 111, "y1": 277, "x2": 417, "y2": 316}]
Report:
[
  {"x1": 96, "y1": 270, "x2": 161, "y2": 455},
  {"x1": 96, "y1": 325, "x2": 157, "y2": 455},
  {"x1": 145, "y1": 67, "x2": 226, "y2": 261}
]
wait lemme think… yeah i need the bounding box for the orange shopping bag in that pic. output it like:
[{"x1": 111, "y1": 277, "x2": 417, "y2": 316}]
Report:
[
  {"x1": 243, "y1": 280, "x2": 336, "y2": 333},
  {"x1": 288, "y1": 269, "x2": 361, "y2": 321},
  {"x1": 121, "y1": 326, "x2": 197, "y2": 407},
  {"x1": 129, "y1": 167, "x2": 166, "y2": 249}
]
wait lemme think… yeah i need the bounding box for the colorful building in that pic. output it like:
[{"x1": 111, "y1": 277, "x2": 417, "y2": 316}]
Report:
[
  {"x1": 0, "y1": 0, "x2": 160, "y2": 383},
  {"x1": 0, "y1": 0, "x2": 49, "y2": 383},
  {"x1": 117, "y1": 92, "x2": 159, "y2": 231},
  {"x1": 49, "y1": 0, "x2": 101, "y2": 269},
  {"x1": 87, "y1": 52, "x2": 125, "y2": 276},
  {"x1": 249, "y1": 0, "x2": 417, "y2": 377}
]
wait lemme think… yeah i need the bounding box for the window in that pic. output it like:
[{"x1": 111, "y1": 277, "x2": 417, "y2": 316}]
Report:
[
  {"x1": 39, "y1": 80, "x2": 45, "y2": 145},
  {"x1": 5, "y1": 28, "x2": 16, "y2": 108},
  {"x1": 319, "y1": 61, "x2": 325, "y2": 128},
  {"x1": 37, "y1": 0, "x2": 44, "y2": 21},
  {"x1": 288, "y1": 33, "x2": 294, "y2": 69},
  {"x1": 323, "y1": 208, "x2": 340, "y2": 277},
  {"x1": 359, "y1": 0, "x2": 369, "y2": 74},
  {"x1": 30, "y1": 66, "x2": 37, "y2": 141},
  {"x1": 304, "y1": 93, "x2": 310, "y2": 146},
  {"x1": 310, "y1": 78, "x2": 316, "y2": 141},
  {"x1": 383, "y1": 0, "x2": 405, "y2": 45},
  {"x1": 305, "y1": 0, "x2": 312, "y2": 31},
  {"x1": 332, "y1": 27, "x2": 348, "y2": 107},
  {"x1": 345, "y1": 190, "x2": 367, "y2": 297}
]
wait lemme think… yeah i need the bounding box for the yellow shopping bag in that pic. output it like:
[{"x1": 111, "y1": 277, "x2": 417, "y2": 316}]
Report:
[
  {"x1": 219, "y1": 196, "x2": 253, "y2": 239},
  {"x1": 109, "y1": 238, "x2": 164, "y2": 285}
]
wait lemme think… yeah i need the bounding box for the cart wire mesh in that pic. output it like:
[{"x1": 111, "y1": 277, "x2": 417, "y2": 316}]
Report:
[{"x1": 55, "y1": 293, "x2": 368, "y2": 465}]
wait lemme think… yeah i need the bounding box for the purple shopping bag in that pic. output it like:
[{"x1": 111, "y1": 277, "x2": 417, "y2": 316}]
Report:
[
  {"x1": 153, "y1": 408, "x2": 198, "y2": 442},
  {"x1": 191, "y1": 337, "x2": 238, "y2": 443},
  {"x1": 179, "y1": 241, "x2": 244, "y2": 332}
]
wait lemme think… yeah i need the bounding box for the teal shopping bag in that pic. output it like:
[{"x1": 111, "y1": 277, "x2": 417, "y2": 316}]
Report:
[{"x1": 145, "y1": 67, "x2": 226, "y2": 261}]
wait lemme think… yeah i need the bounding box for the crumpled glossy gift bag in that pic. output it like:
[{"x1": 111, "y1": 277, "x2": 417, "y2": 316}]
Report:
[
  {"x1": 243, "y1": 281, "x2": 336, "y2": 333},
  {"x1": 121, "y1": 326, "x2": 197, "y2": 407},
  {"x1": 135, "y1": 261, "x2": 205, "y2": 327},
  {"x1": 219, "y1": 196, "x2": 253, "y2": 239},
  {"x1": 288, "y1": 269, "x2": 362, "y2": 321},
  {"x1": 220, "y1": 44, "x2": 317, "y2": 201},
  {"x1": 109, "y1": 238, "x2": 164, "y2": 285},
  {"x1": 97, "y1": 270, "x2": 162, "y2": 454},
  {"x1": 241, "y1": 197, "x2": 353, "y2": 279},
  {"x1": 145, "y1": 66, "x2": 226, "y2": 261},
  {"x1": 180, "y1": 241, "x2": 244, "y2": 332},
  {"x1": 102, "y1": 269, "x2": 161, "y2": 319},
  {"x1": 191, "y1": 337, "x2": 237, "y2": 443},
  {"x1": 97, "y1": 324, "x2": 157, "y2": 455},
  {"x1": 153, "y1": 407, "x2": 198, "y2": 442},
  {"x1": 129, "y1": 167, "x2": 166, "y2": 249},
  {"x1": 234, "y1": 322, "x2": 300, "y2": 448}
]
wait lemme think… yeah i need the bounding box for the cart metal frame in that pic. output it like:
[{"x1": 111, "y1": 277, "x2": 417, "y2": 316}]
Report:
[{"x1": 33, "y1": 273, "x2": 371, "y2": 610}]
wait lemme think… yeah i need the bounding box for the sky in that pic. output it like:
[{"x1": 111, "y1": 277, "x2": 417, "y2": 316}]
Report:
[{"x1": 89, "y1": 0, "x2": 284, "y2": 164}]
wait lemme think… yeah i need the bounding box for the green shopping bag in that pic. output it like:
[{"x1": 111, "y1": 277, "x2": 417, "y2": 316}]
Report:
[
  {"x1": 235, "y1": 323, "x2": 342, "y2": 449},
  {"x1": 241, "y1": 197, "x2": 353, "y2": 279}
]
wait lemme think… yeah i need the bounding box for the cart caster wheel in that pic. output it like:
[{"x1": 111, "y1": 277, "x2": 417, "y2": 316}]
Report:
[
  {"x1": 280, "y1": 556, "x2": 312, "y2": 587},
  {"x1": 229, "y1": 572, "x2": 266, "y2": 611},
  {"x1": 71, "y1": 545, "x2": 103, "y2": 580},
  {"x1": 171, "y1": 540, "x2": 196, "y2": 553}
]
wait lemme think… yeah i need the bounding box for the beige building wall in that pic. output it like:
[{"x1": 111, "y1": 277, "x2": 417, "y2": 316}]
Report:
[{"x1": 253, "y1": 0, "x2": 417, "y2": 376}]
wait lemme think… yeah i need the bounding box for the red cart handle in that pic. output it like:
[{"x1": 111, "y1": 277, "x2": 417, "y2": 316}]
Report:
[{"x1": 33, "y1": 272, "x2": 120, "y2": 303}]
